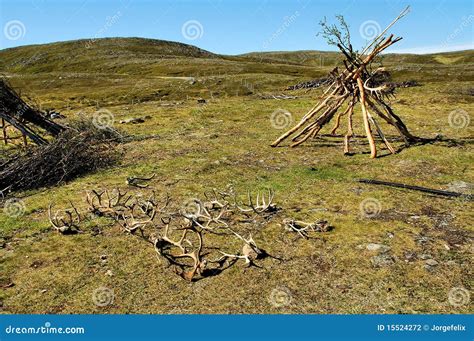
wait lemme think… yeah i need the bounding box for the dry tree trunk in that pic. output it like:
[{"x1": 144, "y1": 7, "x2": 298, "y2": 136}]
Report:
[
  {"x1": 356, "y1": 77, "x2": 377, "y2": 158},
  {"x1": 330, "y1": 99, "x2": 355, "y2": 135}
]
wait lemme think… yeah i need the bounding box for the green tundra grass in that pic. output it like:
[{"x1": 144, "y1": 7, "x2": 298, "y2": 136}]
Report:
[{"x1": 0, "y1": 38, "x2": 472, "y2": 314}]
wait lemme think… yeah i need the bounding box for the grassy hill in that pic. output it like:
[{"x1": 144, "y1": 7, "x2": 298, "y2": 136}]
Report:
[
  {"x1": 2, "y1": 37, "x2": 473, "y2": 76},
  {"x1": 1, "y1": 38, "x2": 472, "y2": 108}
]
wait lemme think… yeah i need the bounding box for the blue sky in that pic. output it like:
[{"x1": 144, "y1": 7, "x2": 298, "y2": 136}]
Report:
[{"x1": 0, "y1": 0, "x2": 472, "y2": 54}]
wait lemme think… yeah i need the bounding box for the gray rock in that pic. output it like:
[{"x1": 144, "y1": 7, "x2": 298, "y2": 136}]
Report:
[
  {"x1": 404, "y1": 251, "x2": 417, "y2": 262},
  {"x1": 366, "y1": 243, "x2": 391, "y2": 253},
  {"x1": 425, "y1": 259, "x2": 439, "y2": 267},
  {"x1": 371, "y1": 254, "x2": 395, "y2": 267}
]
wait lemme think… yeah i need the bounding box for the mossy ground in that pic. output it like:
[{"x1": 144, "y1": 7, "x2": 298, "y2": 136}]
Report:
[{"x1": 0, "y1": 41, "x2": 472, "y2": 314}]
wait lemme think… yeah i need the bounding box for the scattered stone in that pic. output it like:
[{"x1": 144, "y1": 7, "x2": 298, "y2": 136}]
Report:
[
  {"x1": 371, "y1": 254, "x2": 395, "y2": 267},
  {"x1": 446, "y1": 181, "x2": 473, "y2": 193},
  {"x1": 419, "y1": 253, "x2": 432, "y2": 260},
  {"x1": 45, "y1": 110, "x2": 65, "y2": 119},
  {"x1": 415, "y1": 236, "x2": 429, "y2": 245},
  {"x1": 366, "y1": 243, "x2": 391, "y2": 253},
  {"x1": 425, "y1": 259, "x2": 438, "y2": 267},
  {"x1": 106, "y1": 270, "x2": 113, "y2": 277},
  {"x1": 404, "y1": 251, "x2": 417, "y2": 262},
  {"x1": 40, "y1": 289, "x2": 47, "y2": 294},
  {"x1": 387, "y1": 232, "x2": 395, "y2": 239}
]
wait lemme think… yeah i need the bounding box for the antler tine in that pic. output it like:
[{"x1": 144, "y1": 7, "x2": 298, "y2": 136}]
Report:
[
  {"x1": 48, "y1": 204, "x2": 59, "y2": 229},
  {"x1": 68, "y1": 200, "x2": 81, "y2": 223},
  {"x1": 48, "y1": 203, "x2": 82, "y2": 234},
  {"x1": 104, "y1": 189, "x2": 112, "y2": 208},
  {"x1": 235, "y1": 187, "x2": 276, "y2": 214}
]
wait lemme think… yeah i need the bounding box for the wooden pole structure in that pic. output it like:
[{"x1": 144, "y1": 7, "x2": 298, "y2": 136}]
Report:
[{"x1": 270, "y1": 7, "x2": 420, "y2": 158}]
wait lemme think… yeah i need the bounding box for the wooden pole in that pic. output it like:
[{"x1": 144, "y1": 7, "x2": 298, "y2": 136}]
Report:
[
  {"x1": 270, "y1": 85, "x2": 342, "y2": 146},
  {"x1": 356, "y1": 77, "x2": 377, "y2": 158}
]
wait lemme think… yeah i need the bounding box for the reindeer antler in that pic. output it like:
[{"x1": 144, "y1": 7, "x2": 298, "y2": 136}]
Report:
[
  {"x1": 48, "y1": 202, "x2": 82, "y2": 234},
  {"x1": 152, "y1": 217, "x2": 206, "y2": 281},
  {"x1": 236, "y1": 188, "x2": 276, "y2": 214}
]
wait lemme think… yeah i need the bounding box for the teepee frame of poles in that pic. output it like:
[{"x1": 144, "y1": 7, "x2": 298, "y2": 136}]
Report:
[{"x1": 271, "y1": 7, "x2": 421, "y2": 158}]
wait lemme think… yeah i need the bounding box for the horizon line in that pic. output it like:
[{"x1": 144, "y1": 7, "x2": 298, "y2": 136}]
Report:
[{"x1": 1, "y1": 36, "x2": 473, "y2": 56}]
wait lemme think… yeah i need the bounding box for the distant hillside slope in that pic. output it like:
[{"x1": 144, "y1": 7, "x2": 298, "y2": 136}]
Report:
[
  {"x1": 0, "y1": 37, "x2": 472, "y2": 81},
  {"x1": 0, "y1": 37, "x2": 324, "y2": 78},
  {"x1": 241, "y1": 49, "x2": 474, "y2": 67},
  {"x1": 0, "y1": 37, "x2": 219, "y2": 74}
]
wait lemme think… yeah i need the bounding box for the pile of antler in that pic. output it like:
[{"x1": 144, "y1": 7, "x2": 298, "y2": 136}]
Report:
[{"x1": 48, "y1": 185, "x2": 278, "y2": 281}]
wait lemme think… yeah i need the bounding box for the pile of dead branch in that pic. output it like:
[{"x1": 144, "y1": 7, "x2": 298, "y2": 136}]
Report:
[
  {"x1": 0, "y1": 120, "x2": 122, "y2": 195},
  {"x1": 286, "y1": 78, "x2": 331, "y2": 91},
  {"x1": 389, "y1": 80, "x2": 419, "y2": 88}
]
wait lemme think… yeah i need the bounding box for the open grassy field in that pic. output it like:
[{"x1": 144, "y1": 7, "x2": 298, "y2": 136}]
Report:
[{"x1": 0, "y1": 38, "x2": 473, "y2": 314}]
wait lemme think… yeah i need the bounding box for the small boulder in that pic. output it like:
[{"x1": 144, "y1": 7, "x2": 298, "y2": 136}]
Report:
[
  {"x1": 371, "y1": 254, "x2": 395, "y2": 267},
  {"x1": 366, "y1": 243, "x2": 391, "y2": 253}
]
